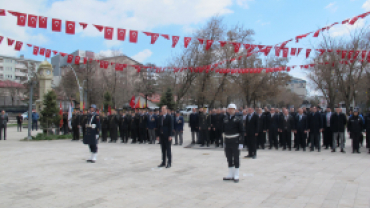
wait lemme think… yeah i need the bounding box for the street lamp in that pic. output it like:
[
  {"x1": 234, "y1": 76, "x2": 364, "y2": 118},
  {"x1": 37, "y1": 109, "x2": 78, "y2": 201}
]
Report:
[{"x1": 68, "y1": 65, "x2": 86, "y2": 110}]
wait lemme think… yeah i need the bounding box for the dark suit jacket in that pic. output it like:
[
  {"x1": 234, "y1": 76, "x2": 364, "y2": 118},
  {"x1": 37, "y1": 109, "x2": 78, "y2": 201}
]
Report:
[
  {"x1": 330, "y1": 113, "x2": 347, "y2": 132},
  {"x1": 322, "y1": 112, "x2": 333, "y2": 129},
  {"x1": 119, "y1": 115, "x2": 130, "y2": 130},
  {"x1": 147, "y1": 114, "x2": 157, "y2": 130},
  {"x1": 0, "y1": 114, "x2": 8, "y2": 128},
  {"x1": 295, "y1": 114, "x2": 308, "y2": 132},
  {"x1": 159, "y1": 114, "x2": 173, "y2": 137},
  {"x1": 245, "y1": 113, "x2": 259, "y2": 136},
  {"x1": 257, "y1": 114, "x2": 266, "y2": 133},
  {"x1": 308, "y1": 112, "x2": 323, "y2": 134},
  {"x1": 174, "y1": 116, "x2": 184, "y2": 131},
  {"x1": 268, "y1": 113, "x2": 279, "y2": 130},
  {"x1": 279, "y1": 115, "x2": 295, "y2": 132},
  {"x1": 189, "y1": 113, "x2": 199, "y2": 132}
]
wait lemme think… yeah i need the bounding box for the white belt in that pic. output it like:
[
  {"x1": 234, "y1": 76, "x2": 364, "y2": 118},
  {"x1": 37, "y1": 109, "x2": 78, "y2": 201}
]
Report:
[{"x1": 225, "y1": 134, "x2": 239, "y2": 138}]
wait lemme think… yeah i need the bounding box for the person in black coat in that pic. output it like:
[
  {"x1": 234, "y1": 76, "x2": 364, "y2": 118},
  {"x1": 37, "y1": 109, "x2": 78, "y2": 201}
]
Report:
[
  {"x1": 199, "y1": 107, "x2": 211, "y2": 147},
  {"x1": 330, "y1": 108, "x2": 347, "y2": 153},
  {"x1": 244, "y1": 108, "x2": 259, "y2": 159},
  {"x1": 71, "y1": 110, "x2": 80, "y2": 141},
  {"x1": 108, "y1": 110, "x2": 119, "y2": 143},
  {"x1": 289, "y1": 108, "x2": 297, "y2": 148},
  {"x1": 157, "y1": 106, "x2": 174, "y2": 168},
  {"x1": 210, "y1": 109, "x2": 217, "y2": 145},
  {"x1": 16, "y1": 113, "x2": 23, "y2": 132},
  {"x1": 279, "y1": 109, "x2": 295, "y2": 150},
  {"x1": 364, "y1": 110, "x2": 370, "y2": 154},
  {"x1": 119, "y1": 111, "x2": 129, "y2": 143},
  {"x1": 267, "y1": 108, "x2": 280, "y2": 150},
  {"x1": 348, "y1": 109, "x2": 364, "y2": 153},
  {"x1": 100, "y1": 112, "x2": 109, "y2": 142},
  {"x1": 147, "y1": 109, "x2": 157, "y2": 144},
  {"x1": 294, "y1": 108, "x2": 308, "y2": 151},
  {"x1": 189, "y1": 108, "x2": 199, "y2": 144},
  {"x1": 322, "y1": 107, "x2": 333, "y2": 149},
  {"x1": 214, "y1": 109, "x2": 224, "y2": 148},
  {"x1": 130, "y1": 111, "x2": 138, "y2": 143},
  {"x1": 308, "y1": 106, "x2": 323, "y2": 152},
  {"x1": 80, "y1": 109, "x2": 88, "y2": 139},
  {"x1": 138, "y1": 109, "x2": 148, "y2": 144},
  {"x1": 256, "y1": 108, "x2": 267, "y2": 149},
  {"x1": 62, "y1": 112, "x2": 69, "y2": 135}
]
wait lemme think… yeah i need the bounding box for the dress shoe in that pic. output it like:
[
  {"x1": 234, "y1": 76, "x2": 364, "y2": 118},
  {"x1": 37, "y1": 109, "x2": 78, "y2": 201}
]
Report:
[
  {"x1": 318, "y1": 150, "x2": 321, "y2": 152},
  {"x1": 303, "y1": 148, "x2": 306, "y2": 151},
  {"x1": 108, "y1": 140, "x2": 113, "y2": 143},
  {"x1": 174, "y1": 143, "x2": 178, "y2": 145},
  {"x1": 166, "y1": 164, "x2": 171, "y2": 168},
  {"x1": 288, "y1": 148, "x2": 291, "y2": 151},
  {"x1": 331, "y1": 149, "x2": 336, "y2": 152},
  {"x1": 223, "y1": 177, "x2": 234, "y2": 181},
  {"x1": 357, "y1": 150, "x2": 361, "y2": 154},
  {"x1": 252, "y1": 155, "x2": 256, "y2": 159},
  {"x1": 341, "y1": 149, "x2": 346, "y2": 153},
  {"x1": 269, "y1": 147, "x2": 272, "y2": 150},
  {"x1": 220, "y1": 145, "x2": 223, "y2": 148},
  {"x1": 295, "y1": 149, "x2": 299, "y2": 151},
  {"x1": 200, "y1": 144, "x2": 205, "y2": 147},
  {"x1": 324, "y1": 147, "x2": 329, "y2": 150},
  {"x1": 282, "y1": 148, "x2": 286, "y2": 151},
  {"x1": 234, "y1": 179, "x2": 239, "y2": 183},
  {"x1": 244, "y1": 155, "x2": 251, "y2": 158},
  {"x1": 207, "y1": 144, "x2": 210, "y2": 147},
  {"x1": 86, "y1": 160, "x2": 96, "y2": 163},
  {"x1": 158, "y1": 163, "x2": 166, "y2": 168},
  {"x1": 191, "y1": 141, "x2": 195, "y2": 144}
]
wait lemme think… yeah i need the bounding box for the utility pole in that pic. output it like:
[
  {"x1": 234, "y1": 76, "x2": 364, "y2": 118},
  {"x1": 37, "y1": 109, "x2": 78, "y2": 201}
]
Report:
[{"x1": 28, "y1": 80, "x2": 36, "y2": 140}]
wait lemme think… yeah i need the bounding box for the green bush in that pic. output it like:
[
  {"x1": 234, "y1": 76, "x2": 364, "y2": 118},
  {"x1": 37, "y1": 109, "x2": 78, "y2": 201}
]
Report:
[{"x1": 23, "y1": 133, "x2": 72, "y2": 141}]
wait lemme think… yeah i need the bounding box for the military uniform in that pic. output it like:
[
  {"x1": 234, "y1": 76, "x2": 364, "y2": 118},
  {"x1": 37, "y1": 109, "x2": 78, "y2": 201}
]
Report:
[
  {"x1": 139, "y1": 113, "x2": 148, "y2": 143},
  {"x1": 108, "y1": 113, "x2": 119, "y2": 142},
  {"x1": 101, "y1": 115, "x2": 109, "y2": 142},
  {"x1": 348, "y1": 113, "x2": 364, "y2": 153},
  {"x1": 131, "y1": 113, "x2": 139, "y2": 143},
  {"x1": 71, "y1": 113, "x2": 80, "y2": 140},
  {"x1": 365, "y1": 112, "x2": 370, "y2": 153},
  {"x1": 199, "y1": 111, "x2": 211, "y2": 147},
  {"x1": 83, "y1": 105, "x2": 100, "y2": 163},
  {"x1": 223, "y1": 104, "x2": 244, "y2": 183},
  {"x1": 119, "y1": 114, "x2": 129, "y2": 143},
  {"x1": 214, "y1": 113, "x2": 224, "y2": 147},
  {"x1": 80, "y1": 113, "x2": 88, "y2": 139}
]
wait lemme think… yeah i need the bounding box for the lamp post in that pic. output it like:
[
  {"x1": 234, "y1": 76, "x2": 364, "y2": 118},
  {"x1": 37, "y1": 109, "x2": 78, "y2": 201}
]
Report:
[
  {"x1": 27, "y1": 78, "x2": 37, "y2": 140},
  {"x1": 68, "y1": 65, "x2": 86, "y2": 110}
]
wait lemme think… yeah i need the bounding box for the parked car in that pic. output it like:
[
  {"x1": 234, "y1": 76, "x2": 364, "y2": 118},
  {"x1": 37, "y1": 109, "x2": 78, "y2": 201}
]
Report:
[{"x1": 22, "y1": 112, "x2": 28, "y2": 120}]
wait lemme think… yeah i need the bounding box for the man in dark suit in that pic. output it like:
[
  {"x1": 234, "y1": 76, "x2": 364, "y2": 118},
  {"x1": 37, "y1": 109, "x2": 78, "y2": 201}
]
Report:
[
  {"x1": 71, "y1": 110, "x2": 80, "y2": 141},
  {"x1": 294, "y1": 108, "x2": 308, "y2": 151},
  {"x1": 322, "y1": 107, "x2": 333, "y2": 149},
  {"x1": 279, "y1": 109, "x2": 295, "y2": 150},
  {"x1": 189, "y1": 108, "x2": 199, "y2": 144},
  {"x1": 267, "y1": 108, "x2": 280, "y2": 150},
  {"x1": 256, "y1": 108, "x2": 267, "y2": 149},
  {"x1": 199, "y1": 107, "x2": 211, "y2": 147},
  {"x1": 174, "y1": 111, "x2": 184, "y2": 145},
  {"x1": 0, "y1": 110, "x2": 9, "y2": 140},
  {"x1": 244, "y1": 108, "x2": 259, "y2": 159},
  {"x1": 210, "y1": 109, "x2": 217, "y2": 144},
  {"x1": 330, "y1": 108, "x2": 347, "y2": 153},
  {"x1": 119, "y1": 110, "x2": 130, "y2": 143},
  {"x1": 158, "y1": 106, "x2": 173, "y2": 168},
  {"x1": 130, "y1": 111, "x2": 138, "y2": 143},
  {"x1": 308, "y1": 106, "x2": 323, "y2": 152},
  {"x1": 138, "y1": 109, "x2": 148, "y2": 144},
  {"x1": 364, "y1": 108, "x2": 370, "y2": 154},
  {"x1": 108, "y1": 109, "x2": 119, "y2": 143},
  {"x1": 147, "y1": 109, "x2": 157, "y2": 144},
  {"x1": 290, "y1": 108, "x2": 297, "y2": 148},
  {"x1": 214, "y1": 109, "x2": 224, "y2": 148}
]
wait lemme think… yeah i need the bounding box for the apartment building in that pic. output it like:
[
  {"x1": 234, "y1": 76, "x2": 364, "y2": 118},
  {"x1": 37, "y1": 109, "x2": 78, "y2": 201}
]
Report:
[{"x1": 0, "y1": 55, "x2": 41, "y2": 84}]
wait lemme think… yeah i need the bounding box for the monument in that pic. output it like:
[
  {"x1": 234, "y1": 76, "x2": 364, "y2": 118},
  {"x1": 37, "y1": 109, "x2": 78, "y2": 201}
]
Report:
[{"x1": 35, "y1": 60, "x2": 54, "y2": 112}]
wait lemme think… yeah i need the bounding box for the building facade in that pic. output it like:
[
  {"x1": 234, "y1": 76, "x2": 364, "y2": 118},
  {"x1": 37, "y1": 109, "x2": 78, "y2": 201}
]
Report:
[
  {"x1": 286, "y1": 77, "x2": 307, "y2": 98},
  {"x1": 0, "y1": 55, "x2": 41, "y2": 84}
]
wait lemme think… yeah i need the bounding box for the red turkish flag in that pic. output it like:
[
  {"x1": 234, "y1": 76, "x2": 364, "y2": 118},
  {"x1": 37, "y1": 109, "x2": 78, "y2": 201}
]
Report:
[
  {"x1": 290, "y1": 48, "x2": 297, "y2": 56},
  {"x1": 316, "y1": 49, "x2": 326, "y2": 56},
  {"x1": 297, "y1": 48, "x2": 303, "y2": 56},
  {"x1": 349, "y1": 17, "x2": 359, "y2": 25},
  {"x1": 232, "y1": 42, "x2": 241, "y2": 53},
  {"x1": 33, "y1": 46, "x2": 39, "y2": 55},
  {"x1": 52, "y1": 18, "x2": 62, "y2": 32},
  {"x1": 219, "y1": 41, "x2": 227, "y2": 47},
  {"x1": 65, "y1": 21, "x2": 75, "y2": 35},
  {"x1": 16, "y1": 13, "x2": 27, "y2": 26},
  {"x1": 83, "y1": 57, "x2": 87, "y2": 64},
  {"x1": 7, "y1": 38, "x2": 14, "y2": 46},
  {"x1": 184, "y1": 37, "x2": 191, "y2": 48},
  {"x1": 197, "y1": 38, "x2": 204, "y2": 44},
  {"x1": 28, "y1": 14, "x2": 37, "y2": 28},
  {"x1": 295, "y1": 32, "x2": 312, "y2": 43},
  {"x1": 14, "y1": 41, "x2": 23, "y2": 51},
  {"x1": 341, "y1": 50, "x2": 347, "y2": 59},
  {"x1": 104, "y1": 61, "x2": 109, "y2": 69},
  {"x1": 39, "y1": 48, "x2": 45, "y2": 56},
  {"x1": 93, "y1": 24, "x2": 104, "y2": 32},
  {"x1": 243, "y1": 44, "x2": 250, "y2": 50},
  {"x1": 282, "y1": 48, "x2": 289, "y2": 58},
  {"x1": 342, "y1": 19, "x2": 350, "y2": 24},
  {"x1": 161, "y1": 34, "x2": 169, "y2": 40},
  {"x1": 260, "y1": 46, "x2": 272, "y2": 56},
  {"x1": 52, "y1": 50, "x2": 58, "y2": 55},
  {"x1": 117, "y1": 28, "x2": 126, "y2": 41},
  {"x1": 129, "y1": 30, "x2": 138, "y2": 43},
  {"x1": 0, "y1": 36, "x2": 3, "y2": 44},
  {"x1": 150, "y1": 33, "x2": 159, "y2": 44},
  {"x1": 306, "y1": 49, "x2": 312, "y2": 58},
  {"x1": 79, "y1": 22, "x2": 87, "y2": 29},
  {"x1": 353, "y1": 51, "x2": 360, "y2": 59},
  {"x1": 172, "y1": 36, "x2": 179, "y2": 48},
  {"x1": 67, "y1": 55, "x2": 73, "y2": 63},
  {"x1": 313, "y1": 29, "x2": 321, "y2": 37},
  {"x1": 347, "y1": 50, "x2": 354, "y2": 59},
  {"x1": 45, "y1": 49, "x2": 51, "y2": 58},
  {"x1": 60, "y1": 52, "x2": 67, "y2": 57},
  {"x1": 275, "y1": 47, "x2": 281, "y2": 56},
  {"x1": 206, "y1": 40, "x2": 213, "y2": 50},
  {"x1": 104, "y1": 27, "x2": 113, "y2": 40},
  {"x1": 0, "y1": 9, "x2": 5, "y2": 16},
  {"x1": 74, "y1": 56, "x2": 80, "y2": 64},
  {"x1": 39, "y1": 16, "x2": 47, "y2": 28},
  {"x1": 257, "y1": 45, "x2": 265, "y2": 50},
  {"x1": 99, "y1": 61, "x2": 104, "y2": 68},
  {"x1": 362, "y1": 51, "x2": 367, "y2": 59}
]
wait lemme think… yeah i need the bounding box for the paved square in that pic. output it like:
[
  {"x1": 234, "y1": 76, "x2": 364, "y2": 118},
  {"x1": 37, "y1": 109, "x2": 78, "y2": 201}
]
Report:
[{"x1": 0, "y1": 127, "x2": 370, "y2": 208}]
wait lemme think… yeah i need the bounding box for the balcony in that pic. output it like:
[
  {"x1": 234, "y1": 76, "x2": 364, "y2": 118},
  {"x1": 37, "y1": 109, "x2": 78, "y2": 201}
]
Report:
[{"x1": 15, "y1": 71, "x2": 27, "y2": 77}]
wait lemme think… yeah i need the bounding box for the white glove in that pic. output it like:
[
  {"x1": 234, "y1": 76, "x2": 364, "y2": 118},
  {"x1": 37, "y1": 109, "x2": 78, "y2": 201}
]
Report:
[
  {"x1": 238, "y1": 144, "x2": 243, "y2": 150},
  {"x1": 91, "y1": 124, "x2": 96, "y2": 129},
  {"x1": 95, "y1": 135, "x2": 99, "y2": 139}
]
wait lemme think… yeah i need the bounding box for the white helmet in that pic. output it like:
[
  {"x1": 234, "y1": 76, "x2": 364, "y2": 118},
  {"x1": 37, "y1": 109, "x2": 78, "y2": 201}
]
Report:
[{"x1": 227, "y1": 104, "x2": 237, "y2": 109}]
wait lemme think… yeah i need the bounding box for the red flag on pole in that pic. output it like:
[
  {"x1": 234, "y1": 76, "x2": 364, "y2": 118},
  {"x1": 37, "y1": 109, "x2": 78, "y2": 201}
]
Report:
[
  {"x1": 67, "y1": 55, "x2": 73, "y2": 63},
  {"x1": 130, "y1": 96, "x2": 135, "y2": 108},
  {"x1": 75, "y1": 56, "x2": 80, "y2": 64},
  {"x1": 108, "y1": 105, "x2": 111, "y2": 115}
]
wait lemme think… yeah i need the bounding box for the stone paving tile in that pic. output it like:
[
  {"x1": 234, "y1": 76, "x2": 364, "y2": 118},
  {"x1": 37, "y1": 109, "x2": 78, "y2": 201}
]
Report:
[{"x1": 1, "y1": 127, "x2": 370, "y2": 207}]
